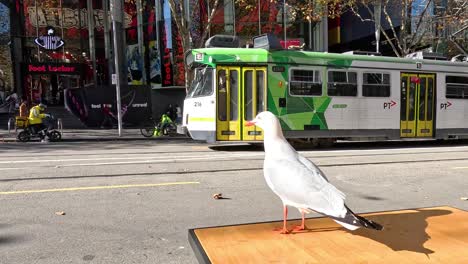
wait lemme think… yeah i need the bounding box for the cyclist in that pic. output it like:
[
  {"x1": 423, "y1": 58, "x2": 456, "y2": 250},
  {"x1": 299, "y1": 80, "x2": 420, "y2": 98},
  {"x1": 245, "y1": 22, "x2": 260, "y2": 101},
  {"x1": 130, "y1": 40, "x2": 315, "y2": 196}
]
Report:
[
  {"x1": 153, "y1": 113, "x2": 174, "y2": 137},
  {"x1": 28, "y1": 103, "x2": 49, "y2": 141}
]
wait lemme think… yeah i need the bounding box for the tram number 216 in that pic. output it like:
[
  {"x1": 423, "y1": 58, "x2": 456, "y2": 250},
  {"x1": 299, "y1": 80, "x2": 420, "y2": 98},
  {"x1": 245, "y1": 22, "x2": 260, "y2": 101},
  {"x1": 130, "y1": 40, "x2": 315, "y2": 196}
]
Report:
[{"x1": 194, "y1": 101, "x2": 202, "y2": 107}]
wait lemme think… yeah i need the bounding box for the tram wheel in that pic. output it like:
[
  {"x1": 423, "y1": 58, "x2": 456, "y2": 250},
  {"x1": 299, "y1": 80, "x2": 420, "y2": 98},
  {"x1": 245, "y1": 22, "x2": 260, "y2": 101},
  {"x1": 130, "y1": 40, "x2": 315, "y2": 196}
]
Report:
[{"x1": 318, "y1": 138, "x2": 336, "y2": 148}]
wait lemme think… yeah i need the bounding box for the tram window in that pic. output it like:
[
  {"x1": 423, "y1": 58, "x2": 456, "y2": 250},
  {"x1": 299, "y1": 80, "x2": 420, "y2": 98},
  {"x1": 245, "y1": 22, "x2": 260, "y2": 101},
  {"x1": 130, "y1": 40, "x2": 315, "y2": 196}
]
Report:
[
  {"x1": 230, "y1": 70, "x2": 238, "y2": 121},
  {"x1": 289, "y1": 69, "x2": 322, "y2": 96},
  {"x1": 327, "y1": 71, "x2": 357, "y2": 96},
  {"x1": 419, "y1": 78, "x2": 426, "y2": 121},
  {"x1": 363, "y1": 73, "x2": 390, "y2": 97},
  {"x1": 427, "y1": 78, "x2": 434, "y2": 121},
  {"x1": 446, "y1": 76, "x2": 468, "y2": 99},
  {"x1": 218, "y1": 70, "x2": 227, "y2": 121},
  {"x1": 256, "y1": 71, "x2": 265, "y2": 114},
  {"x1": 244, "y1": 70, "x2": 254, "y2": 120},
  {"x1": 187, "y1": 67, "x2": 214, "y2": 98},
  {"x1": 401, "y1": 78, "x2": 407, "y2": 121}
]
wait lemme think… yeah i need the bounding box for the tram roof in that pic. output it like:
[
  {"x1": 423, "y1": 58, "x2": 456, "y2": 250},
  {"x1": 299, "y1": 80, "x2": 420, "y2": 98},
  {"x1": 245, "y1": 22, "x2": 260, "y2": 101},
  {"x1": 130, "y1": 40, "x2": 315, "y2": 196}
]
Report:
[{"x1": 189, "y1": 48, "x2": 468, "y2": 69}]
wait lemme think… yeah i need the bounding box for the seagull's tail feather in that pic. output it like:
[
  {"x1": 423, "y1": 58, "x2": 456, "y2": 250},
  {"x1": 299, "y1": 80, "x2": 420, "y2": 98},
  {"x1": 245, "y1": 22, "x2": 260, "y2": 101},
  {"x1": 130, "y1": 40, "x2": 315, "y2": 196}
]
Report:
[
  {"x1": 343, "y1": 204, "x2": 384, "y2": 231},
  {"x1": 316, "y1": 205, "x2": 384, "y2": 231}
]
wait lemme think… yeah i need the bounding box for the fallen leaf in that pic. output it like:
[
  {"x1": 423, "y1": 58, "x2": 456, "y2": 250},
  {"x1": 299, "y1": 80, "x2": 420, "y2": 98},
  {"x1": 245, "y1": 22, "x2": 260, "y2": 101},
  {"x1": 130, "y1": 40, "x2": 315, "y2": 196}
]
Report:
[
  {"x1": 55, "y1": 211, "x2": 66, "y2": 215},
  {"x1": 213, "y1": 193, "x2": 223, "y2": 199}
]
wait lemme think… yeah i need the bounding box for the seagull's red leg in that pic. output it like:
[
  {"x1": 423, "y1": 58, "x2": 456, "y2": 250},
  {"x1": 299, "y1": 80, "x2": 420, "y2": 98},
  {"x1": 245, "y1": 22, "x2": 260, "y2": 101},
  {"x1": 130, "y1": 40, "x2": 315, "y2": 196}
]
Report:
[
  {"x1": 273, "y1": 205, "x2": 290, "y2": 234},
  {"x1": 280, "y1": 205, "x2": 290, "y2": 234},
  {"x1": 293, "y1": 210, "x2": 307, "y2": 231}
]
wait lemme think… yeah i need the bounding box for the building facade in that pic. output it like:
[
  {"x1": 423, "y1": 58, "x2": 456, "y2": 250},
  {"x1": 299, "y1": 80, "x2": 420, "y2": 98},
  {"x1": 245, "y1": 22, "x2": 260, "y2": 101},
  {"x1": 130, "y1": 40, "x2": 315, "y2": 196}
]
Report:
[{"x1": 3, "y1": 0, "x2": 333, "y2": 126}]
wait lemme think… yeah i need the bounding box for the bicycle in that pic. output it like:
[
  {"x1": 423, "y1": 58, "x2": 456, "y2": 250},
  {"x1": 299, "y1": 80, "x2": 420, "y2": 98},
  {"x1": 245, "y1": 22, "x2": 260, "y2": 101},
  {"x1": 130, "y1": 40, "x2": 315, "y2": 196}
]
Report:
[
  {"x1": 140, "y1": 114, "x2": 177, "y2": 138},
  {"x1": 16, "y1": 114, "x2": 62, "y2": 142}
]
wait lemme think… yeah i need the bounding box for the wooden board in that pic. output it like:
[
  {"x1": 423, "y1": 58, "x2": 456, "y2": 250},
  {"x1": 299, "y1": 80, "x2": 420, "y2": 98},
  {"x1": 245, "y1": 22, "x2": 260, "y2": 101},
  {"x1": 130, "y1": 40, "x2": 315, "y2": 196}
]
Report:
[{"x1": 188, "y1": 206, "x2": 468, "y2": 263}]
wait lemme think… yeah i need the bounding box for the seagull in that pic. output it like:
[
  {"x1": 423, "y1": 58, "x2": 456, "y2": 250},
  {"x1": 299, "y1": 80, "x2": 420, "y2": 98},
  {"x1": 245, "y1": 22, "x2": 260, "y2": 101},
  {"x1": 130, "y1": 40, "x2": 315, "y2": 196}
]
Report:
[{"x1": 246, "y1": 111, "x2": 383, "y2": 234}]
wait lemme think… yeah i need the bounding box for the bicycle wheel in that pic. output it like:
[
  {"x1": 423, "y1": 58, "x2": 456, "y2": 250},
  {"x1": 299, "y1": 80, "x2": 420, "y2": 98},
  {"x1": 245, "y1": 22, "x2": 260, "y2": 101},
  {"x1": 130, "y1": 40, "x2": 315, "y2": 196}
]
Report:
[
  {"x1": 47, "y1": 130, "x2": 62, "y2": 142},
  {"x1": 140, "y1": 121, "x2": 156, "y2": 137},
  {"x1": 17, "y1": 131, "x2": 31, "y2": 142}
]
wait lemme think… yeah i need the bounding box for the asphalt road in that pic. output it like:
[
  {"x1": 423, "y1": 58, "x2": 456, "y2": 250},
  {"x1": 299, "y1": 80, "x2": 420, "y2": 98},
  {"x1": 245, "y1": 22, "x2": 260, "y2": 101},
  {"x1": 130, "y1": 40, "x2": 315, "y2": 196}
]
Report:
[{"x1": 0, "y1": 140, "x2": 467, "y2": 263}]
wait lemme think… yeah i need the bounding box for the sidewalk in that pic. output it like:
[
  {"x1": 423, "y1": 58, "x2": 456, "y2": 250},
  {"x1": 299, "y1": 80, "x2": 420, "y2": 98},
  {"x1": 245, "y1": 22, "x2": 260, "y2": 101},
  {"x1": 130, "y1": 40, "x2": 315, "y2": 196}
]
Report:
[{"x1": 0, "y1": 128, "x2": 190, "y2": 142}]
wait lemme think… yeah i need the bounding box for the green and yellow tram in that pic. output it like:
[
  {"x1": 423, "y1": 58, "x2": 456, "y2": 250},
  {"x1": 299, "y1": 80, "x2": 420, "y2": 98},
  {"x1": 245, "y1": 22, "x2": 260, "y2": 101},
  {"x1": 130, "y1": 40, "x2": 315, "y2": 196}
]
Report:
[{"x1": 182, "y1": 34, "x2": 468, "y2": 144}]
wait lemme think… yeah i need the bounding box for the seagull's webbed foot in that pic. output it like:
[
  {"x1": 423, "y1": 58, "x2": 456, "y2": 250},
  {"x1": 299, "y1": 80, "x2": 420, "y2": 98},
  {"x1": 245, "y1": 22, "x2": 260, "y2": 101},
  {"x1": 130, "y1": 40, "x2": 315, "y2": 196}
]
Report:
[
  {"x1": 274, "y1": 205, "x2": 291, "y2": 234},
  {"x1": 292, "y1": 224, "x2": 307, "y2": 232},
  {"x1": 273, "y1": 226, "x2": 291, "y2": 234}
]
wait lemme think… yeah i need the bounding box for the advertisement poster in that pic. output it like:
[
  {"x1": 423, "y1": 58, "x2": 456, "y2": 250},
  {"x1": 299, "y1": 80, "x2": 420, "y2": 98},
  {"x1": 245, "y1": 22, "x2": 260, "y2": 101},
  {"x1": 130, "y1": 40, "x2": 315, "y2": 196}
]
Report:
[
  {"x1": 126, "y1": 44, "x2": 144, "y2": 85},
  {"x1": 65, "y1": 85, "x2": 151, "y2": 128},
  {"x1": 171, "y1": 19, "x2": 185, "y2": 87},
  {"x1": 149, "y1": 40, "x2": 162, "y2": 88}
]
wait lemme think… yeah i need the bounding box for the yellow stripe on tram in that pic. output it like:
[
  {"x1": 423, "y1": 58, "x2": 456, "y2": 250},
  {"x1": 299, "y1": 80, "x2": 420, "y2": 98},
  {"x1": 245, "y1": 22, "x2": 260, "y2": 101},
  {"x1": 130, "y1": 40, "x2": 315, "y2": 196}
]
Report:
[{"x1": 188, "y1": 117, "x2": 215, "y2": 122}]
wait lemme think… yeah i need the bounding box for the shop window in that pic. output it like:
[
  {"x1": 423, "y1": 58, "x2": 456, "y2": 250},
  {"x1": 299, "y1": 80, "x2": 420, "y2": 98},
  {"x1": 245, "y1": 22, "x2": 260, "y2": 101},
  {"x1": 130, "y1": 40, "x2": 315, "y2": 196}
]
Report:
[
  {"x1": 363, "y1": 73, "x2": 391, "y2": 97},
  {"x1": 327, "y1": 71, "x2": 357, "y2": 96},
  {"x1": 289, "y1": 69, "x2": 322, "y2": 96}
]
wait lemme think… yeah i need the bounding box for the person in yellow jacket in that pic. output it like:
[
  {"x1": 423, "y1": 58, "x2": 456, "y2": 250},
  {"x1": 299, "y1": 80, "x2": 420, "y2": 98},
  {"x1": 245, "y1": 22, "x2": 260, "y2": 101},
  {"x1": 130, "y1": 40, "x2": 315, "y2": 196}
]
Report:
[{"x1": 29, "y1": 103, "x2": 49, "y2": 139}]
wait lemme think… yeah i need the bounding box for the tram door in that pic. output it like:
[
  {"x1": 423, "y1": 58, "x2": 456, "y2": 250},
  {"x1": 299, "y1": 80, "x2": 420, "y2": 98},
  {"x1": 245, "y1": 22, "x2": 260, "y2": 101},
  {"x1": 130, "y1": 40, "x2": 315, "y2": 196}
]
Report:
[
  {"x1": 400, "y1": 73, "x2": 435, "y2": 138},
  {"x1": 216, "y1": 66, "x2": 266, "y2": 141},
  {"x1": 242, "y1": 67, "x2": 266, "y2": 141}
]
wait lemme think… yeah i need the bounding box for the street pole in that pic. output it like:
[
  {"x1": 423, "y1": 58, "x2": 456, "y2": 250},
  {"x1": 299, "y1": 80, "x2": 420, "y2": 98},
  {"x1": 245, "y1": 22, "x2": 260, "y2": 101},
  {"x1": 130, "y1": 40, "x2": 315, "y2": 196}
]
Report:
[
  {"x1": 110, "y1": 0, "x2": 124, "y2": 136},
  {"x1": 87, "y1": 0, "x2": 98, "y2": 86},
  {"x1": 283, "y1": 0, "x2": 286, "y2": 45},
  {"x1": 374, "y1": 1, "x2": 382, "y2": 53}
]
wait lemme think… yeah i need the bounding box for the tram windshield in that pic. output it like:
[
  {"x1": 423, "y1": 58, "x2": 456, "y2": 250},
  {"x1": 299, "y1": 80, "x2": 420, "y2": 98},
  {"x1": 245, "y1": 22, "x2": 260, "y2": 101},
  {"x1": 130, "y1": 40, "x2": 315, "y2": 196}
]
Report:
[{"x1": 186, "y1": 67, "x2": 214, "y2": 98}]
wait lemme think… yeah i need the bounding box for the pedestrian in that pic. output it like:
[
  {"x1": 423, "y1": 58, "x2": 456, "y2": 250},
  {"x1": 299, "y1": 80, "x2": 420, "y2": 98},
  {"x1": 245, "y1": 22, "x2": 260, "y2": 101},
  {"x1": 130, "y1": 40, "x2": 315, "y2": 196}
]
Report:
[
  {"x1": 175, "y1": 104, "x2": 182, "y2": 124},
  {"x1": 165, "y1": 104, "x2": 177, "y2": 121},
  {"x1": 19, "y1": 96, "x2": 29, "y2": 117}
]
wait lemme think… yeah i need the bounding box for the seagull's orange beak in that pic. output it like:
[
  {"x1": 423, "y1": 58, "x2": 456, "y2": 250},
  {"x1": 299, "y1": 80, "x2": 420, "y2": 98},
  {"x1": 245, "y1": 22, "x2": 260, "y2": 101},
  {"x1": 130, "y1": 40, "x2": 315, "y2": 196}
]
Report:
[{"x1": 245, "y1": 120, "x2": 256, "y2": 127}]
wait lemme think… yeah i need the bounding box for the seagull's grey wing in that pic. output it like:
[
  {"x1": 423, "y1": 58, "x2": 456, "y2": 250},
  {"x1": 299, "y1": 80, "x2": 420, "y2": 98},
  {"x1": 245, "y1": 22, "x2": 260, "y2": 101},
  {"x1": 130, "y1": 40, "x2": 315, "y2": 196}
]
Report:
[
  {"x1": 297, "y1": 154, "x2": 330, "y2": 182},
  {"x1": 264, "y1": 157, "x2": 347, "y2": 218}
]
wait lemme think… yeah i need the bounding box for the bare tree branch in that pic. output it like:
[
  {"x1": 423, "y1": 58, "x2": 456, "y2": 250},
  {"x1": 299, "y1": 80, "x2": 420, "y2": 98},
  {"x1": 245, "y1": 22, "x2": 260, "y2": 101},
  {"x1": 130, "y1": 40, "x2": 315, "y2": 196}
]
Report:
[
  {"x1": 407, "y1": 0, "x2": 433, "y2": 51},
  {"x1": 197, "y1": 0, "x2": 221, "y2": 48}
]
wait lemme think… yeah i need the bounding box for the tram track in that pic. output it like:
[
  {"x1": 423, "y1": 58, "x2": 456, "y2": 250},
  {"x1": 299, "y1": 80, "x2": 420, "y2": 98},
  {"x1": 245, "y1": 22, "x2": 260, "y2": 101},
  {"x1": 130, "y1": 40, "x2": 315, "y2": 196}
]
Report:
[
  {"x1": 1, "y1": 155, "x2": 467, "y2": 183},
  {"x1": 1, "y1": 145, "x2": 468, "y2": 162}
]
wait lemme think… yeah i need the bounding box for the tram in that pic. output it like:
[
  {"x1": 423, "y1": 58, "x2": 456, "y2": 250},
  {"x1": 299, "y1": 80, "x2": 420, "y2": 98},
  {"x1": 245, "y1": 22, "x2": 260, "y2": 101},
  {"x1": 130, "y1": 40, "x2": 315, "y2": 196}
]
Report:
[{"x1": 182, "y1": 34, "x2": 468, "y2": 144}]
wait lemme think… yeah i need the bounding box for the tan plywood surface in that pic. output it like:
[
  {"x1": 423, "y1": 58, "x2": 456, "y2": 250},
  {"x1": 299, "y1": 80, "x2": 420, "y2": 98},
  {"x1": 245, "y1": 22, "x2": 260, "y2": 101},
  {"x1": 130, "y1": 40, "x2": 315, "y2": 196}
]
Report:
[{"x1": 189, "y1": 206, "x2": 468, "y2": 263}]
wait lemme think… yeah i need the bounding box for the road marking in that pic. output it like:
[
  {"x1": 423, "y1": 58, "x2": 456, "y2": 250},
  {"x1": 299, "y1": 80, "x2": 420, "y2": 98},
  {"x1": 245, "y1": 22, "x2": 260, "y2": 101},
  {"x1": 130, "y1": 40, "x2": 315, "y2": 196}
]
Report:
[
  {"x1": 0, "y1": 181, "x2": 200, "y2": 195},
  {"x1": 0, "y1": 153, "x2": 262, "y2": 164},
  {"x1": 0, "y1": 153, "x2": 264, "y2": 170},
  {"x1": 453, "y1": 167, "x2": 468, "y2": 169}
]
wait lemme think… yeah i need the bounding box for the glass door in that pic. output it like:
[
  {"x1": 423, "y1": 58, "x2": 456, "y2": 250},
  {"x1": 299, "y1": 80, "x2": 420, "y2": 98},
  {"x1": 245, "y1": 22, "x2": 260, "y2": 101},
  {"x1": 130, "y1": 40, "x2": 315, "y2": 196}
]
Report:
[
  {"x1": 216, "y1": 67, "x2": 241, "y2": 141},
  {"x1": 242, "y1": 67, "x2": 266, "y2": 141},
  {"x1": 400, "y1": 73, "x2": 435, "y2": 138}
]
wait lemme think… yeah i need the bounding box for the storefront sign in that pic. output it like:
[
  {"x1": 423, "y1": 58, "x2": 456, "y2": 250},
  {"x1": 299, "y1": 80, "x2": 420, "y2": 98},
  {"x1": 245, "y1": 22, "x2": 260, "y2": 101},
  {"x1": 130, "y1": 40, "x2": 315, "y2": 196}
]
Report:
[
  {"x1": 27, "y1": 7, "x2": 132, "y2": 30},
  {"x1": 34, "y1": 27, "x2": 64, "y2": 50},
  {"x1": 159, "y1": 22, "x2": 173, "y2": 87},
  {"x1": 24, "y1": 63, "x2": 83, "y2": 75}
]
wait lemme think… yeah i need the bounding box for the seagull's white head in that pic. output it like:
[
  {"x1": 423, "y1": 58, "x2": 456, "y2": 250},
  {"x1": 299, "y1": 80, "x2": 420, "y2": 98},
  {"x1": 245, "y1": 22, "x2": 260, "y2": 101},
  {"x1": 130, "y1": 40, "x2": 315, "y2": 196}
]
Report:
[{"x1": 245, "y1": 111, "x2": 283, "y2": 138}]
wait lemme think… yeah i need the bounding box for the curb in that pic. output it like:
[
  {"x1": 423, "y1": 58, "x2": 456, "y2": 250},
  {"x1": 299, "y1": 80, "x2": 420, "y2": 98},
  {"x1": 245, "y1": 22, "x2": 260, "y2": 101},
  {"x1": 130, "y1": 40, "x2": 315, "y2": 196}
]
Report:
[{"x1": 1, "y1": 134, "x2": 190, "y2": 143}]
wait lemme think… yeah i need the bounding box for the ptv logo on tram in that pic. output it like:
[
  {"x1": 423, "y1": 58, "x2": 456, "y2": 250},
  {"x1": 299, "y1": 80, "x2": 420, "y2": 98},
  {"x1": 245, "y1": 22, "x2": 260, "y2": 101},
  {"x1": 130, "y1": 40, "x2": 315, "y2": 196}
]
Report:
[
  {"x1": 440, "y1": 101, "x2": 452, "y2": 110},
  {"x1": 383, "y1": 100, "x2": 397, "y2": 109}
]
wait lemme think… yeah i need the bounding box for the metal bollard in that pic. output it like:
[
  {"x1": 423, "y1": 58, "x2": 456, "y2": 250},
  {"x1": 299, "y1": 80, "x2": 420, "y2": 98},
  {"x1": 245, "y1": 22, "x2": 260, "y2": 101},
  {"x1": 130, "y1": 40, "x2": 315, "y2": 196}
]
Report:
[
  {"x1": 7, "y1": 117, "x2": 15, "y2": 135},
  {"x1": 57, "y1": 118, "x2": 63, "y2": 134}
]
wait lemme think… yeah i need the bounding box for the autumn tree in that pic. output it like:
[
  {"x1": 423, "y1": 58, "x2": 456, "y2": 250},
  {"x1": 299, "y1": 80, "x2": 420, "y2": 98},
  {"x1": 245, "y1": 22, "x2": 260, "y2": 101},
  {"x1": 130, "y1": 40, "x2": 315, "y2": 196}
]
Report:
[
  {"x1": 167, "y1": 0, "x2": 346, "y2": 90},
  {"x1": 344, "y1": 0, "x2": 468, "y2": 57}
]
